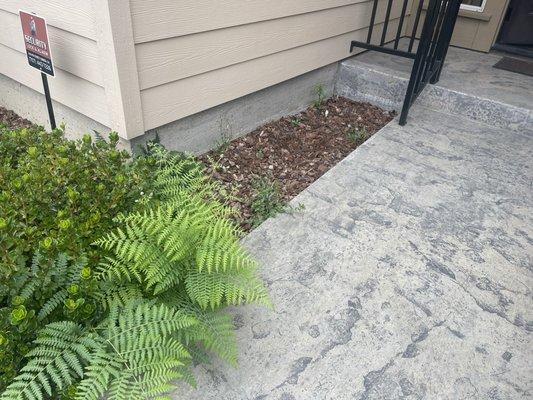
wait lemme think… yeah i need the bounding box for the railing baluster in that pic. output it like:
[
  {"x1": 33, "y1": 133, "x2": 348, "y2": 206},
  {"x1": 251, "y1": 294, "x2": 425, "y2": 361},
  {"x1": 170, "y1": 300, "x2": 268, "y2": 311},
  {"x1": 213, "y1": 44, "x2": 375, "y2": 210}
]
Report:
[
  {"x1": 431, "y1": 0, "x2": 462, "y2": 83},
  {"x1": 366, "y1": 0, "x2": 379, "y2": 44},
  {"x1": 350, "y1": 0, "x2": 462, "y2": 125},
  {"x1": 408, "y1": 0, "x2": 425, "y2": 53},
  {"x1": 413, "y1": 0, "x2": 442, "y2": 93},
  {"x1": 380, "y1": 0, "x2": 394, "y2": 45},
  {"x1": 394, "y1": 0, "x2": 410, "y2": 49},
  {"x1": 400, "y1": 0, "x2": 441, "y2": 125},
  {"x1": 423, "y1": 0, "x2": 448, "y2": 83}
]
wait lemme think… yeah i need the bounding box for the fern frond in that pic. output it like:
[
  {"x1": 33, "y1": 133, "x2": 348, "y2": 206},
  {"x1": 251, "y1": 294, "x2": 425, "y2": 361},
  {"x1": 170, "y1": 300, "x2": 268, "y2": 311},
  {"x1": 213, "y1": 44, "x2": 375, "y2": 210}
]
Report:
[
  {"x1": 195, "y1": 219, "x2": 254, "y2": 274},
  {"x1": 17, "y1": 254, "x2": 41, "y2": 302},
  {"x1": 104, "y1": 303, "x2": 197, "y2": 342},
  {"x1": 37, "y1": 289, "x2": 68, "y2": 321},
  {"x1": 185, "y1": 265, "x2": 269, "y2": 310},
  {"x1": 93, "y1": 282, "x2": 145, "y2": 310},
  {"x1": 95, "y1": 210, "x2": 187, "y2": 294},
  {"x1": 78, "y1": 303, "x2": 195, "y2": 400},
  {"x1": 0, "y1": 322, "x2": 100, "y2": 400},
  {"x1": 75, "y1": 352, "x2": 121, "y2": 400},
  {"x1": 170, "y1": 296, "x2": 238, "y2": 365}
]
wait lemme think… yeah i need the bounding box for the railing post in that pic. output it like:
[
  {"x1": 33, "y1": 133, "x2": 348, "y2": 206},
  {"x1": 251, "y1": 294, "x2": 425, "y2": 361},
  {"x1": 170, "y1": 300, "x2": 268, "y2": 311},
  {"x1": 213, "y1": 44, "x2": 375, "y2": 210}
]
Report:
[
  {"x1": 394, "y1": 0, "x2": 411, "y2": 50},
  {"x1": 399, "y1": 0, "x2": 441, "y2": 125},
  {"x1": 350, "y1": 0, "x2": 461, "y2": 126},
  {"x1": 430, "y1": 0, "x2": 462, "y2": 84}
]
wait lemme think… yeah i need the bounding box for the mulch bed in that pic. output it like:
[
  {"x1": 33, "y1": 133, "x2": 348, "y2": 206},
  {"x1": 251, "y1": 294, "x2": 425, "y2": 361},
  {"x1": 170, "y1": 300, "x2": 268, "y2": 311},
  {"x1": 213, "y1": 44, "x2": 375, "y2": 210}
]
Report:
[
  {"x1": 0, "y1": 106, "x2": 34, "y2": 130},
  {"x1": 1, "y1": 99, "x2": 393, "y2": 232},
  {"x1": 198, "y1": 96, "x2": 395, "y2": 231}
]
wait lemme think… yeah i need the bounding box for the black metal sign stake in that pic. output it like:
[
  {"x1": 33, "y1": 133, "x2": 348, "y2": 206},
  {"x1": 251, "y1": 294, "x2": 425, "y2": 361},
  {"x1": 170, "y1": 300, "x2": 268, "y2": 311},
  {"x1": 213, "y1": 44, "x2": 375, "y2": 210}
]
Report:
[
  {"x1": 41, "y1": 72, "x2": 56, "y2": 130},
  {"x1": 20, "y1": 11, "x2": 57, "y2": 131}
]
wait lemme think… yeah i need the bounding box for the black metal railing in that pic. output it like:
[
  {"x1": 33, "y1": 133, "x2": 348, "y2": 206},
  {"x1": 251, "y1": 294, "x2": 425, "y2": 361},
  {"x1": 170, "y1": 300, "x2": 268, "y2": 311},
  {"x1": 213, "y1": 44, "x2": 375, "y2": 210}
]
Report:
[{"x1": 350, "y1": 0, "x2": 462, "y2": 125}]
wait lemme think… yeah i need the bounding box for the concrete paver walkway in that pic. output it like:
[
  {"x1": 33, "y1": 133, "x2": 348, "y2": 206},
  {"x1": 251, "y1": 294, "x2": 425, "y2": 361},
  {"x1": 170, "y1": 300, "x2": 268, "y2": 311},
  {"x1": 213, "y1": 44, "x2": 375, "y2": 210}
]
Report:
[{"x1": 180, "y1": 105, "x2": 532, "y2": 399}]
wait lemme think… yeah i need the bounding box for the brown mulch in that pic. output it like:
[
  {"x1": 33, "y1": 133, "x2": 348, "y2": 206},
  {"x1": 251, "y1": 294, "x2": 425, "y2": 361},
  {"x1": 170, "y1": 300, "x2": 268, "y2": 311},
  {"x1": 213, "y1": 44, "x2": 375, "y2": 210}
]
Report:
[
  {"x1": 0, "y1": 106, "x2": 34, "y2": 130},
  {"x1": 198, "y1": 96, "x2": 395, "y2": 231}
]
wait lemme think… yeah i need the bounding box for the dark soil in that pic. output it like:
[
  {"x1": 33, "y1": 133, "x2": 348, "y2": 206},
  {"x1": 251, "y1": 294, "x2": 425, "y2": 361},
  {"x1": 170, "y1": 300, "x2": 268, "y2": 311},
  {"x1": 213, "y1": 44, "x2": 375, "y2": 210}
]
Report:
[
  {"x1": 0, "y1": 106, "x2": 34, "y2": 130},
  {"x1": 198, "y1": 96, "x2": 395, "y2": 231}
]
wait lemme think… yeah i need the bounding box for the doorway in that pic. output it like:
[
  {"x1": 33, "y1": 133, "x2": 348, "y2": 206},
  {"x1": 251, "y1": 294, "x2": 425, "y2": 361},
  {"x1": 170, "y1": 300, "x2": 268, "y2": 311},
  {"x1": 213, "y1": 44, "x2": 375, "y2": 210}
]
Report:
[{"x1": 493, "y1": 0, "x2": 533, "y2": 58}]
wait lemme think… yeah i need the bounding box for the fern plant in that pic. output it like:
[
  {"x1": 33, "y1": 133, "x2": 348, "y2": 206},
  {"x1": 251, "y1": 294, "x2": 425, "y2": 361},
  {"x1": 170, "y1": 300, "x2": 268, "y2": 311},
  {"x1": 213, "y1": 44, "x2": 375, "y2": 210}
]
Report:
[
  {"x1": 0, "y1": 253, "x2": 99, "y2": 390},
  {"x1": 1, "y1": 145, "x2": 269, "y2": 400},
  {"x1": 2, "y1": 303, "x2": 197, "y2": 400},
  {"x1": 94, "y1": 146, "x2": 269, "y2": 367}
]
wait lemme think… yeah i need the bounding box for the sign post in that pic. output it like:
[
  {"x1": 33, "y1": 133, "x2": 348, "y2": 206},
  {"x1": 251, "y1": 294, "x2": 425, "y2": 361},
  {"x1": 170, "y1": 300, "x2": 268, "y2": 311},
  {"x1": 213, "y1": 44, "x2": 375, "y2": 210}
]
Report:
[{"x1": 19, "y1": 10, "x2": 56, "y2": 130}]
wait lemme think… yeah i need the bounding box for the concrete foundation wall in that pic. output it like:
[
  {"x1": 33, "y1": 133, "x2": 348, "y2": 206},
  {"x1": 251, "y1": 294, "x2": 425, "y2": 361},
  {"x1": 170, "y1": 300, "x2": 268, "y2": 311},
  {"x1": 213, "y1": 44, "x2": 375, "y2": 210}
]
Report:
[
  {"x1": 0, "y1": 73, "x2": 131, "y2": 150},
  {"x1": 2, "y1": 59, "x2": 340, "y2": 155}
]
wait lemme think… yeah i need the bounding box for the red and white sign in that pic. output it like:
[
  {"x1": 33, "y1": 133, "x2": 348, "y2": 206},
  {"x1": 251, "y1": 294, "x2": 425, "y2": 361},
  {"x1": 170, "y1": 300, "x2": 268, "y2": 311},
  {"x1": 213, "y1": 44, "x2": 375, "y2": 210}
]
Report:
[{"x1": 19, "y1": 10, "x2": 54, "y2": 76}]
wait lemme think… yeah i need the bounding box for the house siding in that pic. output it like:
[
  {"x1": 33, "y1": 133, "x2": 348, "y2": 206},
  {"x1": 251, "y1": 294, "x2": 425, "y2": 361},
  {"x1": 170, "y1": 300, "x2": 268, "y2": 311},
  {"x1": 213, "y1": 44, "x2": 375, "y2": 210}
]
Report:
[
  {"x1": 406, "y1": 0, "x2": 509, "y2": 52},
  {"x1": 131, "y1": 0, "x2": 413, "y2": 131},
  {"x1": 1, "y1": 0, "x2": 414, "y2": 140},
  {"x1": 0, "y1": 2, "x2": 110, "y2": 127}
]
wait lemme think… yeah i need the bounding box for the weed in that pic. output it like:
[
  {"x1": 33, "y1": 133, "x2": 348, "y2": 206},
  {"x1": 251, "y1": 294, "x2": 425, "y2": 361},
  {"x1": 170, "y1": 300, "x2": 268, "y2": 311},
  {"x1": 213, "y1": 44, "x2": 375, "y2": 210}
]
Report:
[
  {"x1": 215, "y1": 115, "x2": 234, "y2": 155},
  {"x1": 256, "y1": 149, "x2": 264, "y2": 159},
  {"x1": 205, "y1": 154, "x2": 224, "y2": 172},
  {"x1": 291, "y1": 118, "x2": 302, "y2": 127},
  {"x1": 248, "y1": 178, "x2": 307, "y2": 228},
  {"x1": 346, "y1": 126, "x2": 370, "y2": 145},
  {"x1": 249, "y1": 177, "x2": 287, "y2": 228},
  {"x1": 313, "y1": 84, "x2": 327, "y2": 109},
  {"x1": 214, "y1": 134, "x2": 231, "y2": 155},
  {"x1": 290, "y1": 203, "x2": 306, "y2": 213}
]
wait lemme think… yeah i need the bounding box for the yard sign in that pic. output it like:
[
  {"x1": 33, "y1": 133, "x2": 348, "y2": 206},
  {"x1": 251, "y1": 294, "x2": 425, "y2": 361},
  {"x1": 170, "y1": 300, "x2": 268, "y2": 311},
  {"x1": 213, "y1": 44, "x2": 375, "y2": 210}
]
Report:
[
  {"x1": 19, "y1": 10, "x2": 54, "y2": 76},
  {"x1": 18, "y1": 10, "x2": 56, "y2": 129}
]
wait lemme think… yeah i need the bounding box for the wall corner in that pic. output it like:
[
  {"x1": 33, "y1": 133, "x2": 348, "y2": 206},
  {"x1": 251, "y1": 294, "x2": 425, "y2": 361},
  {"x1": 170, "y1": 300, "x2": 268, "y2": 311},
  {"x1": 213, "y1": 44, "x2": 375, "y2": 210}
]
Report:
[{"x1": 92, "y1": 0, "x2": 144, "y2": 139}]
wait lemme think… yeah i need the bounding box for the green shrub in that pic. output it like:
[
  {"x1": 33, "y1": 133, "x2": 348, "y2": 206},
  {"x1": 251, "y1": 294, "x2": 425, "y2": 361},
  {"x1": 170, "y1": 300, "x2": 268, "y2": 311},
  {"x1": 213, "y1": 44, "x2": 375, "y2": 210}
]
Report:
[
  {"x1": 0, "y1": 138, "x2": 269, "y2": 399},
  {"x1": 0, "y1": 125, "x2": 155, "y2": 390},
  {"x1": 0, "y1": 125, "x2": 153, "y2": 280}
]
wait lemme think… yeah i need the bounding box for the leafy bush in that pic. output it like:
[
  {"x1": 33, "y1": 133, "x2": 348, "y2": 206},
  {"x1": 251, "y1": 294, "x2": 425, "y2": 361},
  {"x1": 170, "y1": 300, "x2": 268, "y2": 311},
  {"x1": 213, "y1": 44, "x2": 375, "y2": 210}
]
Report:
[
  {"x1": 0, "y1": 125, "x2": 154, "y2": 389},
  {"x1": 0, "y1": 125, "x2": 153, "y2": 280},
  {"x1": 0, "y1": 127, "x2": 269, "y2": 399}
]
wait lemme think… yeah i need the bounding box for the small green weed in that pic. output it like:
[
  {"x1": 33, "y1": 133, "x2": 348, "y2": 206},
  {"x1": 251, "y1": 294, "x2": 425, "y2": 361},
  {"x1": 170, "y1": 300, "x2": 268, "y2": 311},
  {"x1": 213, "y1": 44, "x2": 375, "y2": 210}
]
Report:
[
  {"x1": 313, "y1": 84, "x2": 327, "y2": 109},
  {"x1": 346, "y1": 126, "x2": 370, "y2": 145},
  {"x1": 249, "y1": 177, "x2": 287, "y2": 228},
  {"x1": 214, "y1": 134, "x2": 231, "y2": 155},
  {"x1": 205, "y1": 154, "x2": 225, "y2": 172},
  {"x1": 291, "y1": 118, "x2": 302, "y2": 127},
  {"x1": 248, "y1": 177, "x2": 307, "y2": 228}
]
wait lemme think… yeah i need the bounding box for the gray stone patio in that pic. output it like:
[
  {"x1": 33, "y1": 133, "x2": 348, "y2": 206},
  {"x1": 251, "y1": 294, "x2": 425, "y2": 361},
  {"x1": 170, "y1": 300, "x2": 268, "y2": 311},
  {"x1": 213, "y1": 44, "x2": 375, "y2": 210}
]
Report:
[
  {"x1": 176, "y1": 44, "x2": 533, "y2": 399},
  {"x1": 178, "y1": 102, "x2": 532, "y2": 399}
]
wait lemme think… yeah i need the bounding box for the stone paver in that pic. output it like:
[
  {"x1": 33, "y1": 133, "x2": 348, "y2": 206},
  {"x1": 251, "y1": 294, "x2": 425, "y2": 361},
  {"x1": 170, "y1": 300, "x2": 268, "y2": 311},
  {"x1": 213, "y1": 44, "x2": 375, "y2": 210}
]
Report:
[
  {"x1": 178, "y1": 105, "x2": 532, "y2": 399},
  {"x1": 337, "y1": 41, "x2": 533, "y2": 135}
]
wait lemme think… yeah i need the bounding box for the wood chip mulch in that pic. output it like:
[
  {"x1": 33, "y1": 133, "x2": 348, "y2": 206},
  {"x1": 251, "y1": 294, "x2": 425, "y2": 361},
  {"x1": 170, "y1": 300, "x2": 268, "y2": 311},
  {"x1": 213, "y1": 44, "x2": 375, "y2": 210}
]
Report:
[
  {"x1": 198, "y1": 96, "x2": 395, "y2": 231},
  {"x1": 0, "y1": 106, "x2": 34, "y2": 130}
]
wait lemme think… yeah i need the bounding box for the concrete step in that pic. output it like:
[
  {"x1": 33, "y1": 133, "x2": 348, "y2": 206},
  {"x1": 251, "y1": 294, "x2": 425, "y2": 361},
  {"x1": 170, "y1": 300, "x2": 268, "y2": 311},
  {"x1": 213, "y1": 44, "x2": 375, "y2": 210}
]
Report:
[{"x1": 336, "y1": 51, "x2": 533, "y2": 136}]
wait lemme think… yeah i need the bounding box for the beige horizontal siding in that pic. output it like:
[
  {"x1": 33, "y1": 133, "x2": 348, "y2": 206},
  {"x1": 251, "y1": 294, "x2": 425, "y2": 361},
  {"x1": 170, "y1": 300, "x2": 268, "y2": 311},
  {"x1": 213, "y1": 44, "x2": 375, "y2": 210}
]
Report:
[
  {"x1": 136, "y1": 1, "x2": 409, "y2": 90},
  {"x1": 406, "y1": 1, "x2": 509, "y2": 52},
  {"x1": 140, "y1": 17, "x2": 404, "y2": 130},
  {"x1": 0, "y1": 0, "x2": 95, "y2": 40},
  {"x1": 135, "y1": 0, "x2": 411, "y2": 130},
  {"x1": 131, "y1": 0, "x2": 369, "y2": 43},
  {"x1": 0, "y1": 2, "x2": 112, "y2": 129},
  {"x1": 0, "y1": 9, "x2": 102, "y2": 86},
  {"x1": 0, "y1": 44, "x2": 110, "y2": 126}
]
